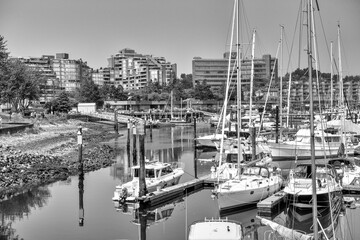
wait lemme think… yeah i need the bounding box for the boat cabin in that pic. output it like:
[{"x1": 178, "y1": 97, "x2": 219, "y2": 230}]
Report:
[
  {"x1": 291, "y1": 164, "x2": 339, "y2": 182},
  {"x1": 132, "y1": 162, "x2": 174, "y2": 179}
]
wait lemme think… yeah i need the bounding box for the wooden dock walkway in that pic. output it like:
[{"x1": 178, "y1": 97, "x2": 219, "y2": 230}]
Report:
[
  {"x1": 140, "y1": 174, "x2": 225, "y2": 208},
  {"x1": 257, "y1": 191, "x2": 286, "y2": 218}
]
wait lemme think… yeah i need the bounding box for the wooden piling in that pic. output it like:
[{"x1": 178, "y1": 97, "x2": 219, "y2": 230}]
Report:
[
  {"x1": 127, "y1": 119, "x2": 131, "y2": 153},
  {"x1": 132, "y1": 123, "x2": 137, "y2": 165},
  {"x1": 193, "y1": 116, "x2": 198, "y2": 179},
  {"x1": 114, "y1": 110, "x2": 118, "y2": 134},
  {"x1": 138, "y1": 120, "x2": 147, "y2": 197},
  {"x1": 250, "y1": 127, "x2": 256, "y2": 160},
  {"x1": 275, "y1": 106, "x2": 279, "y2": 143}
]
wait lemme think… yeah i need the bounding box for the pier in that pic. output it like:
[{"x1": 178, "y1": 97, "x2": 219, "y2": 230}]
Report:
[{"x1": 139, "y1": 175, "x2": 224, "y2": 208}]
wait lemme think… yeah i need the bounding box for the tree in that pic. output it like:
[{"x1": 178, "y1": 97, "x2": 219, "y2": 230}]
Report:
[
  {"x1": 100, "y1": 84, "x2": 127, "y2": 101},
  {"x1": 194, "y1": 80, "x2": 214, "y2": 100},
  {"x1": 0, "y1": 35, "x2": 9, "y2": 65},
  {"x1": 0, "y1": 59, "x2": 42, "y2": 112},
  {"x1": 76, "y1": 78, "x2": 103, "y2": 108},
  {"x1": 45, "y1": 91, "x2": 73, "y2": 113}
]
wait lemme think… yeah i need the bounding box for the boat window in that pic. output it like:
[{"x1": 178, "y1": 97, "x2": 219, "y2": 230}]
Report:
[
  {"x1": 134, "y1": 169, "x2": 139, "y2": 177},
  {"x1": 133, "y1": 169, "x2": 156, "y2": 178},
  {"x1": 315, "y1": 137, "x2": 322, "y2": 143},
  {"x1": 161, "y1": 166, "x2": 173, "y2": 176},
  {"x1": 294, "y1": 165, "x2": 311, "y2": 178},
  {"x1": 226, "y1": 154, "x2": 239, "y2": 163},
  {"x1": 260, "y1": 168, "x2": 269, "y2": 177},
  {"x1": 156, "y1": 169, "x2": 161, "y2": 178},
  {"x1": 324, "y1": 136, "x2": 340, "y2": 142},
  {"x1": 146, "y1": 169, "x2": 155, "y2": 178},
  {"x1": 243, "y1": 167, "x2": 260, "y2": 175}
]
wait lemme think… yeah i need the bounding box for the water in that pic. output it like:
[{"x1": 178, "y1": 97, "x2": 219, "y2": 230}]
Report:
[{"x1": 1, "y1": 124, "x2": 359, "y2": 240}]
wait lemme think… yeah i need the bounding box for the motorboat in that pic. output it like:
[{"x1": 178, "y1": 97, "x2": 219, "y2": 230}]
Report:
[
  {"x1": 284, "y1": 163, "x2": 342, "y2": 208},
  {"x1": 188, "y1": 217, "x2": 243, "y2": 240},
  {"x1": 327, "y1": 158, "x2": 360, "y2": 187},
  {"x1": 267, "y1": 128, "x2": 354, "y2": 161},
  {"x1": 214, "y1": 164, "x2": 283, "y2": 213},
  {"x1": 112, "y1": 160, "x2": 184, "y2": 202},
  {"x1": 195, "y1": 133, "x2": 225, "y2": 149}
]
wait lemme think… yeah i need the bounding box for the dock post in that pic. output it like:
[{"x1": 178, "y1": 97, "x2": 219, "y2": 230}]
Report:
[
  {"x1": 127, "y1": 119, "x2": 131, "y2": 153},
  {"x1": 138, "y1": 120, "x2": 147, "y2": 197},
  {"x1": 250, "y1": 127, "x2": 256, "y2": 160},
  {"x1": 193, "y1": 116, "x2": 198, "y2": 179},
  {"x1": 77, "y1": 127, "x2": 83, "y2": 164},
  {"x1": 275, "y1": 106, "x2": 279, "y2": 143},
  {"x1": 114, "y1": 110, "x2": 118, "y2": 134},
  {"x1": 132, "y1": 122, "x2": 137, "y2": 165}
]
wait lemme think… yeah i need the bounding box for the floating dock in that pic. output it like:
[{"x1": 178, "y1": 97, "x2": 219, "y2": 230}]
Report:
[
  {"x1": 257, "y1": 191, "x2": 287, "y2": 218},
  {"x1": 140, "y1": 174, "x2": 225, "y2": 208}
]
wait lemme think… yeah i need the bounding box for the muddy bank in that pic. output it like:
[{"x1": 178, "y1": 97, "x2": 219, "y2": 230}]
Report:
[{"x1": 0, "y1": 118, "x2": 121, "y2": 201}]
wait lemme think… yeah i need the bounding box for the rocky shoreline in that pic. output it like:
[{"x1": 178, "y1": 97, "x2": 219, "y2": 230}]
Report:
[{"x1": 0, "y1": 118, "x2": 120, "y2": 201}]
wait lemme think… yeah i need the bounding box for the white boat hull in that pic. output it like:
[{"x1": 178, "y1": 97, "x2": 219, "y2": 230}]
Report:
[
  {"x1": 267, "y1": 141, "x2": 354, "y2": 160},
  {"x1": 216, "y1": 176, "x2": 283, "y2": 212},
  {"x1": 188, "y1": 218, "x2": 243, "y2": 240},
  {"x1": 112, "y1": 168, "x2": 184, "y2": 202}
]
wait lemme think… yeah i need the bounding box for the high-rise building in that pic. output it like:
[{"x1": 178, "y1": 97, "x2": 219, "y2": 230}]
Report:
[
  {"x1": 13, "y1": 55, "x2": 61, "y2": 103},
  {"x1": 192, "y1": 53, "x2": 278, "y2": 90},
  {"x1": 52, "y1": 54, "x2": 91, "y2": 92},
  {"x1": 13, "y1": 53, "x2": 91, "y2": 103},
  {"x1": 102, "y1": 48, "x2": 176, "y2": 90}
]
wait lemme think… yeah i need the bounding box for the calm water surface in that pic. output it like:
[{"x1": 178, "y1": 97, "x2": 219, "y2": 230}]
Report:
[{"x1": 1, "y1": 124, "x2": 359, "y2": 240}]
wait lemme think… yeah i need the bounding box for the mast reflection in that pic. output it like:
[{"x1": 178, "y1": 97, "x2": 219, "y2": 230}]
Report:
[{"x1": 78, "y1": 163, "x2": 84, "y2": 226}]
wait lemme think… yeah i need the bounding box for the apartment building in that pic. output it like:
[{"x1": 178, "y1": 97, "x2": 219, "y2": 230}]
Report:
[
  {"x1": 52, "y1": 53, "x2": 91, "y2": 92},
  {"x1": 192, "y1": 52, "x2": 278, "y2": 91},
  {"x1": 103, "y1": 48, "x2": 176, "y2": 90},
  {"x1": 14, "y1": 55, "x2": 61, "y2": 103},
  {"x1": 13, "y1": 53, "x2": 91, "y2": 103}
]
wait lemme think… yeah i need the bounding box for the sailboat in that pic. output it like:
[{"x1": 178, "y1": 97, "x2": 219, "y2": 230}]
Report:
[
  {"x1": 279, "y1": 1, "x2": 343, "y2": 240},
  {"x1": 212, "y1": 1, "x2": 283, "y2": 213}
]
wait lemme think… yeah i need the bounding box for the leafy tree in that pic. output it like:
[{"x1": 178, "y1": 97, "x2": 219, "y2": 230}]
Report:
[
  {"x1": 180, "y1": 74, "x2": 193, "y2": 88},
  {"x1": 0, "y1": 59, "x2": 42, "y2": 112},
  {"x1": 0, "y1": 35, "x2": 9, "y2": 65},
  {"x1": 194, "y1": 80, "x2": 214, "y2": 100},
  {"x1": 100, "y1": 84, "x2": 127, "y2": 101},
  {"x1": 77, "y1": 78, "x2": 103, "y2": 108},
  {"x1": 45, "y1": 91, "x2": 73, "y2": 113}
]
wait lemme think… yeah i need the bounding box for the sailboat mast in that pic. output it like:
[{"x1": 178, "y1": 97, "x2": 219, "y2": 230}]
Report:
[
  {"x1": 307, "y1": 0, "x2": 318, "y2": 238},
  {"x1": 236, "y1": 0, "x2": 242, "y2": 171},
  {"x1": 279, "y1": 26, "x2": 283, "y2": 138},
  {"x1": 249, "y1": 29, "x2": 256, "y2": 125},
  {"x1": 171, "y1": 90, "x2": 174, "y2": 119},
  {"x1": 338, "y1": 23, "x2": 344, "y2": 111},
  {"x1": 330, "y1": 41, "x2": 333, "y2": 111}
]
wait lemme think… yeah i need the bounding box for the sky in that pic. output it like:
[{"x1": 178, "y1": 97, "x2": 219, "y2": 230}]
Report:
[{"x1": 1, "y1": 0, "x2": 359, "y2": 76}]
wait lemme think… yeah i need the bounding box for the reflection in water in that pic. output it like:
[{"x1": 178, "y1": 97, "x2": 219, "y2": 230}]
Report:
[
  {"x1": 114, "y1": 199, "x2": 182, "y2": 240},
  {"x1": 284, "y1": 194, "x2": 343, "y2": 239},
  {"x1": 0, "y1": 187, "x2": 51, "y2": 239},
  {"x1": 220, "y1": 206, "x2": 261, "y2": 240},
  {"x1": 78, "y1": 163, "x2": 85, "y2": 226}
]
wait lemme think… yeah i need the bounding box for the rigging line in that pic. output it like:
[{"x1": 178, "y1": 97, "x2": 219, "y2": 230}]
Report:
[
  {"x1": 239, "y1": 0, "x2": 252, "y2": 52},
  {"x1": 298, "y1": 0, "x2": 305, "y2": 69},
  {"x1": 283, "y1": 26, "x2": 297, "y2": 73},
  {"x1": 254, "y1": 31, "x2": 266, "y2": 59},
  {"x1": 339, "y1": 33, "x2": 350, "y2": 76},
  {"x1": 317, "y1": 7, "x2": 337, "y2": 75},
  {"x1": 256, "y1": 40, "x2": 280, "y2": 139},
  {"x1": 218, "y1": 0, "x2": 237, "y2": 184}
]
